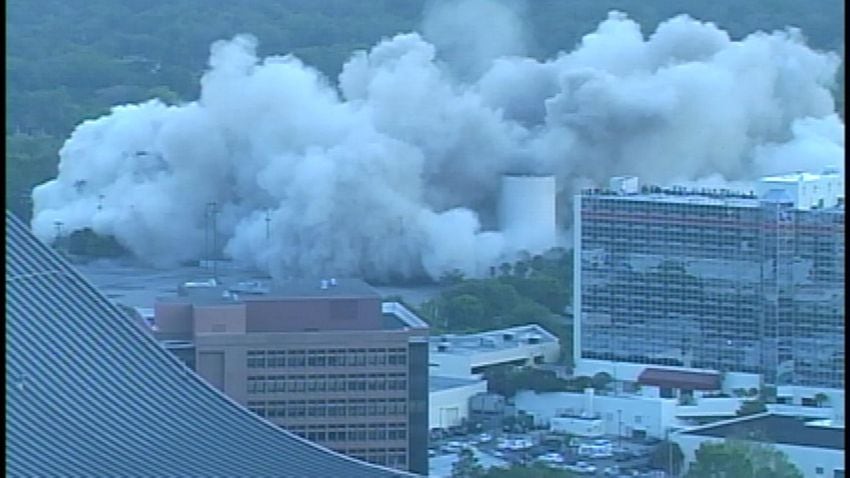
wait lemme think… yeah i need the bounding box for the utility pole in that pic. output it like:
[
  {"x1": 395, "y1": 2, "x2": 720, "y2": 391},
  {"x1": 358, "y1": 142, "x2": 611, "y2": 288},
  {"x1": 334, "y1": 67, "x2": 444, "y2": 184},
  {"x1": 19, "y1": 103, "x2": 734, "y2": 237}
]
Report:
[
  {"x1": 617, "y1": 409, "x2": 622, "y2": 447},
  {"x1": 206, "y1": 201, "x2": 219, "y2": 281},
  {"x1": 265, "y1": 209, "x2": 271, "y2": 240},
  {"x1": 54, "y1": 221, "x2": 64, "y2": 253},
  {"x1": 667, "y1": 427, "x2": 673, "y2": 477}
]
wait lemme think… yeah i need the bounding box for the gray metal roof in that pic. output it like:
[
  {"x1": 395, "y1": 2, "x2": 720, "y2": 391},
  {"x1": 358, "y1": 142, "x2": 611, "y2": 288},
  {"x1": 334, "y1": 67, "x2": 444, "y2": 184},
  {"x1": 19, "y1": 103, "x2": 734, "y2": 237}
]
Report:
[
  {"x1": 429, "y1": 375, "x2": 485, "y2": 393},
  {"x1": 680, "y1": 413, "x2": 845, "y2": 450},
  {"x1": 6, "y1": 211, "x2": 416, "y2": 477}
]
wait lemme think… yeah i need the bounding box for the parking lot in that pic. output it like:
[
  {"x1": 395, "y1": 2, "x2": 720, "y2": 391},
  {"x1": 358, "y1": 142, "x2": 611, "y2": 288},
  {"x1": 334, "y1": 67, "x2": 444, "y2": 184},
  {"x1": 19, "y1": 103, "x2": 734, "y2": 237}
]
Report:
[{"x1": 428, "y1": 429, "x2": 667, "y2": 477}]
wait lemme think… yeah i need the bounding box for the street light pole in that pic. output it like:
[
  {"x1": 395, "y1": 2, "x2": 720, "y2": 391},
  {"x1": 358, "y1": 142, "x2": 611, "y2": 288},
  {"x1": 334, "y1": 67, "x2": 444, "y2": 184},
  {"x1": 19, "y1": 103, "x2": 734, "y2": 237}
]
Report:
[
  {"x1": 617, "y1": 409, "x2": 622, "y2": 447},
  {"x1": 206, "y1": 201, "x2": 219, "y2": 281}
]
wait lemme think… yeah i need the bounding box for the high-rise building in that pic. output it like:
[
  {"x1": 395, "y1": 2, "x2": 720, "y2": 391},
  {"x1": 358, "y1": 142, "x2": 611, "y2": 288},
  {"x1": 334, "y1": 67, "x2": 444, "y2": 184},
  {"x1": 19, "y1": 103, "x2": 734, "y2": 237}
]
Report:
[
  {"x1": 6, "y1": 211, "x2": 415, "y2": 477},
  {"x1": 573, "y1": 172, "x2": 844, "y2": 389},
  {"x1": 152, "y1": 278, "x2": 429, "y2": 475}
]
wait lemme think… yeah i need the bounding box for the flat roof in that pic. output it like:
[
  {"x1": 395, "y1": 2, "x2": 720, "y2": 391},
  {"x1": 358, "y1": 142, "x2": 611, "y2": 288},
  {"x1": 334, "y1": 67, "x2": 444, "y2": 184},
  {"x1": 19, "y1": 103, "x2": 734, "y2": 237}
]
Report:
[
  {"x1": 761, "y1": 171, "x2": 841, "y2": 183},
  {"x1": 159, "y1": 278, "x2": 381, "y2": 306},
  {"x1": 680, "y1": 413, "x2": 845, "y2": 450},
  {"x1": 429, "y1": 375, "x2": 485, "y2": 393},
  {"x1": 638, "y1": 368, "x2": 721, "y2": 390},
  {"x1": 430, "y1": 324, "x2": 558, "y2": 356}
]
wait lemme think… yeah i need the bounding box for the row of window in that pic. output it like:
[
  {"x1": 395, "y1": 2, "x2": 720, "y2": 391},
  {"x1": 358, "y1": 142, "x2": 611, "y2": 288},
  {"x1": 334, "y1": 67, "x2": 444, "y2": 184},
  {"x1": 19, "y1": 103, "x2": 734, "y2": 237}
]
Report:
[
  {"x1": 246, "y1": 373, "x2": 408, "y2": 394},
  {"x1": 284, "y1": 423, "x2": 408, "y2": 443},
  {"x1": 247, "y1": 348, "x2": 408, "y2": 368},
  {"x1": 247, "y1": 398, "x2": 408, "y2": 418}
]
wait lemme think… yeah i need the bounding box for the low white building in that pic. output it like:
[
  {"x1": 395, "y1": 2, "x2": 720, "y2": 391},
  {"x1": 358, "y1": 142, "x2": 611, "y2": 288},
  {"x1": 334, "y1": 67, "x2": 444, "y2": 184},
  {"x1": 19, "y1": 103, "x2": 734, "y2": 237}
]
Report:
[
  {"x1": 429, "y1": 324, "x2": 560, "y2": 378},
  {"x1": 673, "y1": 413, "x2": 845, "y2": 477},
  {"x1": 757, "y1": 168, "x2": 844, "y2": 210},
  {"x1": 429, "y1": 375, "x2": 488, "y2": 430},
  {"x1": 516, "y1": 389, "x2": 680, "y2": 440},
  {"x1": 515, "y1": 385, "x2": 754, "y2": 441}
]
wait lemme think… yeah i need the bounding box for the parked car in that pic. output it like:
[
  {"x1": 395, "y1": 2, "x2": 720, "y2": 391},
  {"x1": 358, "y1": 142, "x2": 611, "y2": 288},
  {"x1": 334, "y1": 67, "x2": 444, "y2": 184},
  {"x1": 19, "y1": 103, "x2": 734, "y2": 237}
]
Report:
[
  {"x1": 536, "y1": 452, "x2": 564, "y2": 464},
  {"x1": 603, "y1": 466, "x2": 621, "y2": 476},
  {"x1": 440, "y1": 441, "x2": 464, "y2": 453},
  {"x1": 563, "y1": 461, "x2": 597, "y2": 474}
]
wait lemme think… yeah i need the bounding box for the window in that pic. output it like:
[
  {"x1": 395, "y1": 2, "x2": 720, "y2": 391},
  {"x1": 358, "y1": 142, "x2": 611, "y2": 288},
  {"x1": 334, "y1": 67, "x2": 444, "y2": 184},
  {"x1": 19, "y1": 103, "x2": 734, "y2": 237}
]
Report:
[
  {"x1": 247, "y1": 376, "x2": 266, "y2": 394},
  {"x1": 267, "y1": 351, "x2": 286, "y2": 368},
  {"x1": 287, "y1": 351, "x2": 306, "y2": 367},
  {"x1": 247, "y1": 401, "x2": 266, "y2": 417},
  {"x1": 815, "y1": 467, "x2": 823, "y2": 475},
  {"x1": 308, "y1": 350, "x2": 327, "y2": 367},
  {"x1": 247, "y1": 351, "x2": 266, "y2": 368},
  {"x1": 267, "y1": 375, "x2": 286, "y2": 393}
]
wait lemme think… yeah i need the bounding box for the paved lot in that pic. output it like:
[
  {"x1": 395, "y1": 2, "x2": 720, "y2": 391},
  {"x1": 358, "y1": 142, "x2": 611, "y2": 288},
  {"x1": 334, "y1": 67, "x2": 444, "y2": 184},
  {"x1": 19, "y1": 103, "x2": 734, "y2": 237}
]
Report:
[
  {"x1": 428, "y1": 447, "x2": 508, "y2": 477},
  {"x1": 428, "y1": 430, "x2": 663, "y2": 477}
]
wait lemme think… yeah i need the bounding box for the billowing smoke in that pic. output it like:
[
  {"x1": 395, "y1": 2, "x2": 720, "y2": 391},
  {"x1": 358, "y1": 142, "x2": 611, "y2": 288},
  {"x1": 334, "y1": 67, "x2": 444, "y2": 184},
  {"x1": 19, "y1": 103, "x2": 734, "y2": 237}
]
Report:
[{"x1": 31, "y1": 5, "x2": 844, "y2": 281}]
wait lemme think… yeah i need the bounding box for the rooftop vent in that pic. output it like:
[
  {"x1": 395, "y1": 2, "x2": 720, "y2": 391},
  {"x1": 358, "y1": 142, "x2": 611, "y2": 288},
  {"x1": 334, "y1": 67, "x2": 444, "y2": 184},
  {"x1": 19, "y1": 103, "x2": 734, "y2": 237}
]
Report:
[
  {"x1": 482, "y1": 338, "x2": 498, "y2": 348},
  {"x1": 183, "y1": 278, "x2": 217, "y2": 289}
]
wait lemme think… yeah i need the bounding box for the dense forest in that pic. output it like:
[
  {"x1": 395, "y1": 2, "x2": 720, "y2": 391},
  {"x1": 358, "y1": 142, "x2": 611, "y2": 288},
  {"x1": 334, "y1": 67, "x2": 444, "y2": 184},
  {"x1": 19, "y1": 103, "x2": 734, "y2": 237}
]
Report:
[{"x1": 6, "y1": 0, "x2": 845, "y2": 220}]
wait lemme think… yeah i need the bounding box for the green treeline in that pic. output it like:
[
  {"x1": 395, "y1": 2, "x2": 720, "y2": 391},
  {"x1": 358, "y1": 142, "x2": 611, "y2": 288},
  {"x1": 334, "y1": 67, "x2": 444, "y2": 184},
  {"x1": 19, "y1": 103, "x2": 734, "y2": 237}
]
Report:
[{"x1": 6, "y1": 0, "x2": 845, "y2": 220}]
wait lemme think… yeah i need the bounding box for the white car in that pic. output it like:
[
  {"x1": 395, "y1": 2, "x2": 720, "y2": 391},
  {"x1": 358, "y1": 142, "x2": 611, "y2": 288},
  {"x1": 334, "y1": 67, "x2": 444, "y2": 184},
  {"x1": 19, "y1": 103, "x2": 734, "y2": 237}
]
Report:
[
  {"x1": 564, "y1": 462, "x2": 597, "y2": 474},
  {"x1": 477, "y1": 433, "x2": 493, "y2": 443},
  {"x1": 537, "y1": 452, "x2": 564, "y2": 464}
]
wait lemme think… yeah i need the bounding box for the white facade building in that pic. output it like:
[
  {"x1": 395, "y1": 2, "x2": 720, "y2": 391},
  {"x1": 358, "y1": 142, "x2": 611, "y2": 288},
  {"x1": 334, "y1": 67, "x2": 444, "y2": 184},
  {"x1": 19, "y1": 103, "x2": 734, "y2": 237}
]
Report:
[
  {"x1": 515, "y1": 389, "x2": 680, "y2": 440},
  {"x1": 514, "y1": 387, "x2": 756, "y2": 441},
  {"x1": 429, "y1": 325, "x2": 560, "y2": 378},
  {"x1": 673, "y1": 413, "x2": 845, "y2": 477},
  {"x1": 757, "y1": 169, "x2": 844, "y2": 211},
  {"x1": 428, "y1": 376, "x2": 488, "y2": 430}
]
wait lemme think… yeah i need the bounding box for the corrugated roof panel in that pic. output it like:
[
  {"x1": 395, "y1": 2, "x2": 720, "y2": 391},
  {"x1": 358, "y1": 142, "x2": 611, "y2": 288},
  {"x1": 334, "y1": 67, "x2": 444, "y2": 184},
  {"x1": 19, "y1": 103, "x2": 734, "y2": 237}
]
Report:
[{"x1": 5, "y1": 211, "x2": 416, "y2": 477}]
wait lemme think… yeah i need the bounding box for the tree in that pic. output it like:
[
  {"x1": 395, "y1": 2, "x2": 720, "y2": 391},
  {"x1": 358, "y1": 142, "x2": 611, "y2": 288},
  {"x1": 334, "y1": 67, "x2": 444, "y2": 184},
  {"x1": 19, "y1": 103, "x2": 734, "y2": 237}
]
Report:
[
  {"x1": 814, "y1": 392, "x2": 829, "y2": 407},
  {"x1": 649, "y1": 440, "x2": 684, "y2": 476},
  {"x1": 736, "y1": 399, "x2": 767, "y2": 417},
  {"x1": 452, "y1": 448, "x2": 484, "y2": 478},
  {"x1": 483, "y1": 463, "x2": 576, "y2": 477},
  {"x1": 444, "y1": 294, "x2": 486, "y2": 330},
  {"x1": 591, "y1": 371, "x2": 613, "y2": 391},
  {"x1": 503, "y1": 300, "x2": 552, "y2": 328},
  {"x1": 440, "y1": 269, "x2": 466, "y2": 285},
  {"x1": 568, "y1": 375, "x2": 593, "y2": 391},
  {"x1": 513, "y1": 260, "x2": 529, "y2": 278},
  {"x1": 685, "y1": 440, "x2": 803, "y2": 478}
]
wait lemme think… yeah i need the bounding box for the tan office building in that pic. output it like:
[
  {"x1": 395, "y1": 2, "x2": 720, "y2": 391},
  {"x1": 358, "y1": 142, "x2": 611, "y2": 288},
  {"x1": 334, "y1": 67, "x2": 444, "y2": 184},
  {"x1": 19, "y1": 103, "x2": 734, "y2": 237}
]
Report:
[{"x1": 153, "y1": 278, "x2": 429, "y2": 475}]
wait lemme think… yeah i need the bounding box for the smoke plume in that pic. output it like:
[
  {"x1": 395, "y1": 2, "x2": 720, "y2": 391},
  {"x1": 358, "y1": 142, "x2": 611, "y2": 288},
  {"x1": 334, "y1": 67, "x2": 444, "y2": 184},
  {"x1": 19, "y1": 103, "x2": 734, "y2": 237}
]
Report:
[{"x1": 31, "y1": 4, "x2": 844, "y2": 281}]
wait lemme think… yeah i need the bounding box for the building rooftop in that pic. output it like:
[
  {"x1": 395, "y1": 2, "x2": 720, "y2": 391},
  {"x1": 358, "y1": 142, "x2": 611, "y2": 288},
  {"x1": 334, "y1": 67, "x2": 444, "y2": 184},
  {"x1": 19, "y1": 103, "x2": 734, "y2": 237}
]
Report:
[
  {"x1": 159, "y1": 277, "x2": 381, "y2": 305},
  {"x1": 429, "y1": 375, "x2": 485, "y2": 393},
  {"x1": 5, "y1": 211, "x2": 412, "y2": 477},
  {"x1": 430, "y1": 324, "x2": 558, "y2": 356},
  {"x1": 581, "y1": 170, "x2": 845, "y2": 210},
  {"x1": 761, "y1": 171, "x2": 841, "y2": 183},
  {"x1": 580, "y1": 185, "x2": 762, "y2": 207},
  {"x1": 680, "y1": 413, "x2": 845, "y2": 450}
]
